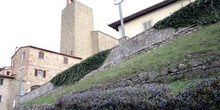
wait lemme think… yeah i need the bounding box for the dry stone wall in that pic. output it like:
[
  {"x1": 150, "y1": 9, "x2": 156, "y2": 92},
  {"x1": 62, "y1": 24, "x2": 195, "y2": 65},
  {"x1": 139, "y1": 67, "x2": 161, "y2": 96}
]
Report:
[
  {"x1": 16, "y1": 82, "x2": 54, "y2": 104},
  {"x1": 101, "y1": 25, "x2": 199, "y2": 69},
  {"x1": 14, "y1": 59, "x2": 220, "y2": 110},
  {"x1": 100, "y1": 59, "x2": 220, "y2": 90}
]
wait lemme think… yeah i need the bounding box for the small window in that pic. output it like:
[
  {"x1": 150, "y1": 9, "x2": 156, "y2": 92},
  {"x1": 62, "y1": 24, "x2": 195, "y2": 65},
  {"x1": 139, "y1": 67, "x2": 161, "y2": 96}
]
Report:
[
  {"x1": 39, "y1": 51, "x2": 44, "y2": 59},
  {"x1": 71, "y1": 51, "x2": 73, "y2": 55},
  {"x1": 0, "y1": 78, "x2": 3, "y2": 85},
  {"x1": 0, "y1": 95, "x2": 1, "y2": 103},
  {"x1": 22, "y1": 52, "x2": 25, "y2": 60},
  {"x1": 64, "y1": 57, "x2": 68, "y2": 64},
  {"x1": 35, "y1": 69, "x2": 46, "y2": 78},
  {"x1": 6, "y1": 71, "x2": 10, "y2": 75},
  {"x1": 143, "y1": 20, "x2": 152, "y2": 31}
]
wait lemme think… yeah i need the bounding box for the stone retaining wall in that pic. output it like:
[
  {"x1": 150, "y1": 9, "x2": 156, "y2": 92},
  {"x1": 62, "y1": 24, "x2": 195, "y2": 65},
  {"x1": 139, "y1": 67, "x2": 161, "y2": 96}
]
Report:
[
  {"x1": 16, "y1": 82, "x2": 54, "y2": 104},
  {"x1": 83, "y1": 59, "x2": 220, "y2": 91},
  {"x1": 82, "y1": 26, "x2": 199, "y2": 80},
  {"x1": 101, "y1": 25, "x2": 199, "y2": 69}
]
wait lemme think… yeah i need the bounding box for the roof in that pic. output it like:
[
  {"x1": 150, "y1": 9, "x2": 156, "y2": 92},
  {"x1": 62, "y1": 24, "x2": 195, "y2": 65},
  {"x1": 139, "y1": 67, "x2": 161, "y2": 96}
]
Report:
[
  {"x1": 0, "y1": 66, "x2": 11, "y2": 71},
  {"x1": 0, "y1": 67, "x2": 4, "y2": 71},
  {"x1": 108, "y1": 0, "x2": 178, "y2": 31},
  {"x1": 0, "y1": 74, "x2": 14, "y2": 79},
  {"x1": 11, "y1": 45, "x2": 82, "y2": 60}
]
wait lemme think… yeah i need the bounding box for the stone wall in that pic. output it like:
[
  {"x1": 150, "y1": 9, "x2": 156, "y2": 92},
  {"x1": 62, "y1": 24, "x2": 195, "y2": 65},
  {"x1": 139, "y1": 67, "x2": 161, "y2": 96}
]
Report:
[
  {"x1": 16, "y1": 82, "x2": 54, "y2": 104},
  {"x1": 91, "y1": 31, "x2": 119, "y2": 54},
  {"x1": 60, "y1": 1, "x2": 76, "y2": 56},
  {"x1": 101, "y1": 25, "x2": 199, "y2": 69},
  {"x1": 93, "y1": 59, "x2": 220, "y2": 90},
  {"x1": 82, "y1": 25, "x2": 199, "y2": 80},
  {"x1": 0, "y1": 77, "x2": 13, "y2": 110},
  {"x1": 74, "y1": 1, "x2": 94, "y2": 59}
]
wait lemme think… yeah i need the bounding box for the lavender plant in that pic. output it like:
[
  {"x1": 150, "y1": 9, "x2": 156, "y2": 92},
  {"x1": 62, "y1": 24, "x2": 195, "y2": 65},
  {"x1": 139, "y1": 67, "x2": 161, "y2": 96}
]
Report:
[{"x1": 54, "y1": 77, "x2": 220, "y2": 110}]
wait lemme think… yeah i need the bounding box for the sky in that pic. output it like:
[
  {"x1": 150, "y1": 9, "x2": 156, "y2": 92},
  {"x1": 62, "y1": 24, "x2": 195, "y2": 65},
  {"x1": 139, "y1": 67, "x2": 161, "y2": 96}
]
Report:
[{"x1": 0, "y1": 0, "x2": 163, "y2": 66}]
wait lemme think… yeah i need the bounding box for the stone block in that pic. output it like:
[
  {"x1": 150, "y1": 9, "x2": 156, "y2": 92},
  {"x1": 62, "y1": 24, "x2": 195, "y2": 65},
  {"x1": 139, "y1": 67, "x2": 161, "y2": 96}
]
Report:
[
  {"x1": 188, "y1": 61, "x2": 203, "y2": 67},
  {"x1": 210, "y1": 60, "x2": 220, "y2": 68},
  {"x1": 185, "y1": 68, "x2": 205, "y2": 79},
  {"x1": 160, "y1": 67, "x2": 168, "y2": 75},
  {"x1": 148, "y1": 71, "x2": 160, "y2": 79},
  {"x1": 178, "y1": 64, "x2": 188, "y2": 70},
  {"x1": 169, "y1": 67, "x2": 179, "y2": 73},
  {"x1": 161, "y1": 74, "x2": 173, "y2": 83},
  {"x1": 205, "y1": 67, "x2": 220, "y2": 74},
  {"x1": 138, "y1": 72, "x2": 149, "y2": 81},
  {"x1": 173, "y1": 73, "x2": 184, "y2": 81}
]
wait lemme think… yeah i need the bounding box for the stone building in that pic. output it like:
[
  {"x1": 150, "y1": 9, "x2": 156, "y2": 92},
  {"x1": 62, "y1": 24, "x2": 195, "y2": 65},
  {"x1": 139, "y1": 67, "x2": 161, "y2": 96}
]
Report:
[
  {"x1": 0, "y1": 68, "x2": 14, "y2": 110},
  {"x1": 7, "y1": 45, "x2": 82, "y2": 110},
  {"x1": 61, "y1": 0, "x2": 119, "y2": 58},
  {"x1": 11, "y1": 45, "x2": 82, "y2": 93},
  {"x1": 0, "y1": 66, "x2": 11, "y2": 76},
  {"x1": 109, "y1": 0, "x2": 196, "y2": 38}
]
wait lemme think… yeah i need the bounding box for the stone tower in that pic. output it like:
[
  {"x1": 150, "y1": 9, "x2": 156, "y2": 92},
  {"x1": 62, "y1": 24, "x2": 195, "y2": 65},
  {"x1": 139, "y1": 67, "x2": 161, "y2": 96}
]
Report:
[{"x1": 60, "y1": 0, "x2": 94, "y2": 59}]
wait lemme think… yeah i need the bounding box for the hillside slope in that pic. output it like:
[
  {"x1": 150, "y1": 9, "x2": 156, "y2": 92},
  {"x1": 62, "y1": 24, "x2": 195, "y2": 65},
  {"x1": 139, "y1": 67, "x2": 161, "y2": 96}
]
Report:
[
  {"x1": 18, "y1": 20, "x2": 220, "y2": 110},
  {"x1": 16, "y1": 0, "x2": 220, "y2": 109}
]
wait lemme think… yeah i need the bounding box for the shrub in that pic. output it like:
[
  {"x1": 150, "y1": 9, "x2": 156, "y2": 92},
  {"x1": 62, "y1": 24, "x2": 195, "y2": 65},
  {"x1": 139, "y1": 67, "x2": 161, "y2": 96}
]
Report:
[
  {"x1": 169, "y1": 77, "x2": 220, "y2": 110},
  {"x1": 154, "y1": 0, "x2": 220, "y2": 29},
  {"x1": 50, "y1": 49, "x2": 111, "y2": 87},
  {"x1": 56, "y1": 84, "x2": 171, "y2": 110},
  {"x1": 54, "y1": 77, "x2": 220, "y2": 109}
]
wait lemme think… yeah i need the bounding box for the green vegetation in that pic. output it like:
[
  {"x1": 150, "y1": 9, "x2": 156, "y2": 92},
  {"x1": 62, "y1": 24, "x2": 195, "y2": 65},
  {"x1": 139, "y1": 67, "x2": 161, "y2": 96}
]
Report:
[
  {"x1": 154, "y1": 0, "x2": 220, "y2": 29},
  {"x1": 22, "y1": 21, "x2": 220, "y2": 106},
  {"x1": 169, "y1": 79, "x2": 196, "y2": 94},
  {"x1": 50, "y1": 49, "x2": 110, "y2": 86}
]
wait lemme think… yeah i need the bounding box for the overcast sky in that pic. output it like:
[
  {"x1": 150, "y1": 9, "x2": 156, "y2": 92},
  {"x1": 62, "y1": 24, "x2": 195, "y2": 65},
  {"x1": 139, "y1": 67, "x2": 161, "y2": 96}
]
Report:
[{"x1": 0, "y1": 0, "x2": 163, "y2": 66}]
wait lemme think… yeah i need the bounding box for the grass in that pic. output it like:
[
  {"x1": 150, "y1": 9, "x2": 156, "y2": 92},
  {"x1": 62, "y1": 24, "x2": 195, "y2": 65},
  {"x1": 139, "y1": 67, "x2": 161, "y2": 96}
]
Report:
[
  {"x1": 169, "y1": 79, "x2": 196, "y2": 94},
  {"x1": 22, "y1": 22, "x2": 220, "y2": 106}
]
